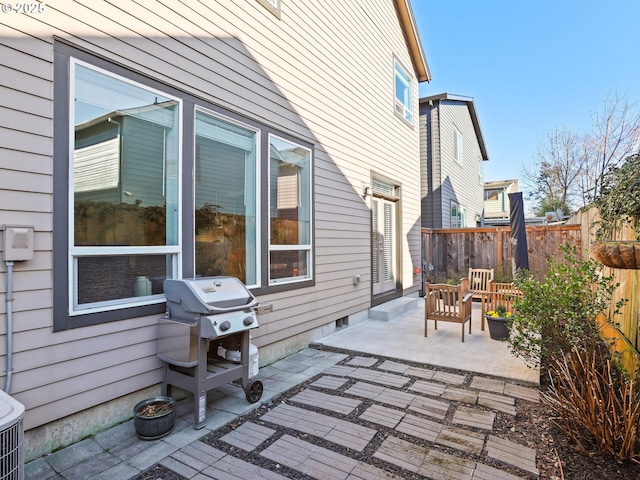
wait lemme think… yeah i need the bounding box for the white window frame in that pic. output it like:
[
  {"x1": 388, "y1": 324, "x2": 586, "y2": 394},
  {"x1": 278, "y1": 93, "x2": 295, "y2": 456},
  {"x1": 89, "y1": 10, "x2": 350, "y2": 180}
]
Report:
[
  {"x1": 451, "y1": 201, "x2": 462, "y2": 228},
  {"x1": 257, "y1": 0, "x2": 281, "y2": 18},
  {"x1": 394, "y1": 60, "x2": 413, "y2": 125},
  {"x1": 268, "y1": 133, "x2": 313, "y2": 285},
  {"x1": 454, "y1": 128, "x2": 463, "y2": 165},
  {"x1": 68, "y1": 59, "x2": 183, "y2": 316},
  {"x1": 193, "y1": 106, "x2": 262, "y2": 289}
]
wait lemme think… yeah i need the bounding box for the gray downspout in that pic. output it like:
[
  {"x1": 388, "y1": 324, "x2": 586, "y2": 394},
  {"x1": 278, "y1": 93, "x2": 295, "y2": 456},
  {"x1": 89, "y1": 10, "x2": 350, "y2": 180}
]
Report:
[{"x1": 4, "y1": 260, "x2": 14, "y2": 393}]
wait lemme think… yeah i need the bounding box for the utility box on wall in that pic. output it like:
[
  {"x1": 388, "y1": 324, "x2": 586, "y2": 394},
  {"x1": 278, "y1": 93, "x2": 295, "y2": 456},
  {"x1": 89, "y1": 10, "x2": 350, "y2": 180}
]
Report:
[{"x1": 1, "y1": 225, "x2": 34, "y2": 262}]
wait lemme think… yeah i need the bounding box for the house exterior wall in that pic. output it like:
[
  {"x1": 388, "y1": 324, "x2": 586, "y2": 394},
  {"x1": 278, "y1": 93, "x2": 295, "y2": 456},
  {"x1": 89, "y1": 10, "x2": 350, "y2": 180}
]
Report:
[
  {"x1": 420, "y1": 103, "x2": 437, "y2": 227},
  {"x1": 421, "y1": 99, "x2": 485, "y2": 229},
  {"x1": 0, "y1": 0, "x2": 424, "y2": 457},
  {"x1": 484, "y1": 180, "x2": 520, "y2": 219}
]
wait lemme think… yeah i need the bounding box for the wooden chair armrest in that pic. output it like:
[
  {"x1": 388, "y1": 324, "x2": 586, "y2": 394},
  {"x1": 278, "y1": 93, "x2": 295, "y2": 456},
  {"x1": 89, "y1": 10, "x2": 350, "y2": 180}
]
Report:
[{"x1": 461, "y1": 292, "x2": 473, "y2": 303}]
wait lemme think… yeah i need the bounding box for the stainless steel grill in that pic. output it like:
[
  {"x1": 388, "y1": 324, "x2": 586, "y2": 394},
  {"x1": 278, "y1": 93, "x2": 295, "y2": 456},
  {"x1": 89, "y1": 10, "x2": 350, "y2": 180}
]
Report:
[{"x1": 158, "y1": 276, "x2": 262, "y2": 428}]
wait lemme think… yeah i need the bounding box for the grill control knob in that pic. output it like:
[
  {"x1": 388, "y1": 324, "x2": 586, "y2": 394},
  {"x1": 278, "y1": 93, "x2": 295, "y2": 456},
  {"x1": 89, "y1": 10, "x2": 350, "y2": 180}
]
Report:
[
  {"x1": 243, "y1": 316, "x2": 254, "y2": 326},
  {"x1": 219, "y1": 320, "x2": 231, "y2": 331}
]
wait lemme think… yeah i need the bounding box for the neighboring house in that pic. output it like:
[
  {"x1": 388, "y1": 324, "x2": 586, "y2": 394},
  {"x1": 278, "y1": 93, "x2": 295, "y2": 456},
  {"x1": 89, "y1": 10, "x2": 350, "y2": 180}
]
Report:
[
  {"x1": 483, "y1": 179, "x2": 521, "y2": 225},
  {"x1": 419, "y1": 93, "x2": 489, "y2": 229},
  {"x1": 0, "y1": 0, "x2": 430, "y2": 458}
]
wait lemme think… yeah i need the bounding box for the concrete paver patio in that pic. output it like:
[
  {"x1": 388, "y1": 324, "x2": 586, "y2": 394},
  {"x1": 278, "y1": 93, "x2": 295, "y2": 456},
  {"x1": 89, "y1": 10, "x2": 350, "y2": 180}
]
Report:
[{"x1": 25, "y1": 299, "x2": 540, "y2": 479}]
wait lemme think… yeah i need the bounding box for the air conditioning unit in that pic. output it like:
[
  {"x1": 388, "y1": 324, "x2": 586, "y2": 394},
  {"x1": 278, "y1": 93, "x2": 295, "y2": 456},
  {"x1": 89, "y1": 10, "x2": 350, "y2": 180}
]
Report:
[{"x1": 0, "y1": 389, "x2": 25, "y2": 480}]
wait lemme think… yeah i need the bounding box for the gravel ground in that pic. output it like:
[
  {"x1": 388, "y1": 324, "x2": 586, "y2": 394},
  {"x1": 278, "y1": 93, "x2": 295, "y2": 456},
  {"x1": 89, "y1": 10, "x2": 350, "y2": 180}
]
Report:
[{"x1": 134, "y1": 353, "x2": 640, "y2": 480}]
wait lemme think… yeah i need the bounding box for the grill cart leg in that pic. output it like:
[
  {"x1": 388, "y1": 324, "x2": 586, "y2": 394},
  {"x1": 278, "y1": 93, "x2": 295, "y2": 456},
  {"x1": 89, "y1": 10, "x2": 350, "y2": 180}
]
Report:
[
  {"x1": 238, "y1": 330, "x2": 263, "y2": 403},
  {"x1": 162, "y1": 363, "x2": 170, "y2": 397},
  {"x1": 194, "y1": 337, "x2": 209, "y2": 429}
]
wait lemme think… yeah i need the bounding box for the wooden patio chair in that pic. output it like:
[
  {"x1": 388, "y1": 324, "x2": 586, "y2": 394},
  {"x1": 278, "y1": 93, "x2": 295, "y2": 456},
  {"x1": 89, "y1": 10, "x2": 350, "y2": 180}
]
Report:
[
  {"x1": 424, "y1": 278, "x2": 473, "y2": 342},
  {"x1": 480, "y1": 280, "x2": 523, "y2": 330},
  {"x1": 468, "y1": 268, "x2": 494, "y2": 300}
]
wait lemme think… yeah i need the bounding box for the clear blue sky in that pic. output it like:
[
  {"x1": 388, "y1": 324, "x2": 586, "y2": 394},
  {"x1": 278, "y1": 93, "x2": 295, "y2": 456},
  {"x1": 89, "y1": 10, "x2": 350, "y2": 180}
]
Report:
[{"x1": 411, "y1": 1, "x2": 640, "y2": 183}]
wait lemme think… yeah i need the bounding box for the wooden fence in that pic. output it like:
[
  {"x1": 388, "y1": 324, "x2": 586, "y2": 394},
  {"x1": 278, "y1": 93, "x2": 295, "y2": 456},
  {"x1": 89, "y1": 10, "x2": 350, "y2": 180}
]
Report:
[
  {"x1": 569, "y1": 207, "x2": 639, "y2": 374},
  {"x1": 421, "y1": 224, "x2": 582, "y2": 282}
]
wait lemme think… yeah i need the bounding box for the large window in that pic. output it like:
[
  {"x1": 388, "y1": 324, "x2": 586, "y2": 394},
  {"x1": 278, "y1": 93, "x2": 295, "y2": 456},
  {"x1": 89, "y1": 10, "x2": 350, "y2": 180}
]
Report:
[
  {"x1": 195, "y1": 110, "x2": 258, "y2": 286},
  {"x1": 394, "y1": 60, "x2": 413, "y2": 125},
  {"x1": 54, "y1": 45, "x2": 314, "y2": 329},
  {"x1": 71, "y1": 61, "x2": 180, "y2": 313},
  {"x1": 269, "y1": 135, "x2": 312, "y2": 284}
]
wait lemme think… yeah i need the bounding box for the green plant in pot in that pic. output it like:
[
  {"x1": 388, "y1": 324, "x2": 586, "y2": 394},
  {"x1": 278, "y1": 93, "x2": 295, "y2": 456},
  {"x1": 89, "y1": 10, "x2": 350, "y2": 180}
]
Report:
[
  {"x1": 592, "y1": 153, "x2": 640, "y2": 269},
  {"x1": 485, "y1": 304, "x2": 513, "y2": 340}
]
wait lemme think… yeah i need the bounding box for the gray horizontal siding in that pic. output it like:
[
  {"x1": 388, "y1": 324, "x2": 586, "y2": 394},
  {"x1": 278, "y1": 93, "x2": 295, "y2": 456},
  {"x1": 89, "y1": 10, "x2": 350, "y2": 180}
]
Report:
[{"x1": 1, "y1": 0, "x2": 422, "y2": 435}]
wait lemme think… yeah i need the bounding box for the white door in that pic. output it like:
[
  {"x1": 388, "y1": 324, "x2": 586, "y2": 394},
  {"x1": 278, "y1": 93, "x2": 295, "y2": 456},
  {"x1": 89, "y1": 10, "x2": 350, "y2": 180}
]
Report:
[{"x1": 372, "y1": 197, "x2": 396, "y2": 295}]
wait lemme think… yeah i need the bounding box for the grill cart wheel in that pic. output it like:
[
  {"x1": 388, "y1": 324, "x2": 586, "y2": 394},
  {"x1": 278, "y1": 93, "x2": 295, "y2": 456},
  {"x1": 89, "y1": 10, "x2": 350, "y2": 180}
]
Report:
[{"x1": 245, "y1": 380, "x2": 263, "y2": 403}]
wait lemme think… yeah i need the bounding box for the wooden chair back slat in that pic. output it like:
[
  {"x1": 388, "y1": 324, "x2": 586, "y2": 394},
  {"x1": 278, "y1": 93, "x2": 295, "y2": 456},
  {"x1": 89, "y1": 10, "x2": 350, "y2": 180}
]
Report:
[
  {"x1": 424, "y1": 278, "x2": 473, "y2": 342},
  {"x1": 480, "y1": 280, "x2": 523, "y2": 330},
  {"x1": 468, "y1": 268, "x2": 494, "y2": 300}
]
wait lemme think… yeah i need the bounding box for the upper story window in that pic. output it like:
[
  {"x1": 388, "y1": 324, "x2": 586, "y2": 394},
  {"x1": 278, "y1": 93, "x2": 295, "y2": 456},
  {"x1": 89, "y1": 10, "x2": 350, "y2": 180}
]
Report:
[
  {"x1": 454, "y1": 128, "x2": 463, "y2": 165},
  {"x1": 394, "y1": 60, "x2": 413, "y2": 125},
  {"x1": 257, "y1": 0, "x2": 281, "y2": 18},
  {"x1": 485, "y1": 189, "x2": 501, "y2": 202}
]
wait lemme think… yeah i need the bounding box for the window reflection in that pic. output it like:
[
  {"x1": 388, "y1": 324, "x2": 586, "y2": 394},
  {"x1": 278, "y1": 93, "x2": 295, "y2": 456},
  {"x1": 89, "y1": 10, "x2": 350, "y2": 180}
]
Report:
[{"x1": 194, "y1": 112, "x2": 257, "y2": 285}]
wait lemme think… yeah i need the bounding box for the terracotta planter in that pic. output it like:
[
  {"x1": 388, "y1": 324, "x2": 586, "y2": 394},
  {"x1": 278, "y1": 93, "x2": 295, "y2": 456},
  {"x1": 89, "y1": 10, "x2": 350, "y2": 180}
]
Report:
[
  {"x1": 485, "y1": 315, "x2": 511, "y2": 341},
  {"x1": 591, "y1": 241, "x2": 640, "y2": 269},
  {"x1": 133, "y1": 396, "x2": 176, "y2": 440}
]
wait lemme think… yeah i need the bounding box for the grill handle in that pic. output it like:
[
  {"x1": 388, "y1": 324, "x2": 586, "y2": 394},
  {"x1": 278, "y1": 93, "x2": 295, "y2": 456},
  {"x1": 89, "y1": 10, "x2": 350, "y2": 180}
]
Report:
[{"x1": 201, "y1": 296, "x2": 259, "y2": 313}]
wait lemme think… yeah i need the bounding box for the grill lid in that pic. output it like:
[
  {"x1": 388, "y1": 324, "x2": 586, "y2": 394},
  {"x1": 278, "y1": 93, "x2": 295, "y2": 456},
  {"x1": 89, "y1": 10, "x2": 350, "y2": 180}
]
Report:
[{"x1": 164, "y1": 277, "x2": 257, "y2": 316}]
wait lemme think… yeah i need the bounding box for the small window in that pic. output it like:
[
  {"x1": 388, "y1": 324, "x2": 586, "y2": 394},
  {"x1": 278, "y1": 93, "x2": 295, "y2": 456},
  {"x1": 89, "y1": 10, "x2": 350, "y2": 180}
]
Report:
[
  {"x1": 269, "y1": 135, "x2": 312, "y2": 284},
  {"x1": 451, "y1": 201, "x2": 462, "y2": 228},
  {"x1": 257, "y1": 0, "x2": 281, "y2": 18},
  {"x1": 454, "y1": 129, "x2": 463, "y2": 164},
  {"x1": 394, "y1": 60, "x2": 413, "y2": 125},
  {"x1": 485, "y1": 189, "x2": 500, "y2": 201}
]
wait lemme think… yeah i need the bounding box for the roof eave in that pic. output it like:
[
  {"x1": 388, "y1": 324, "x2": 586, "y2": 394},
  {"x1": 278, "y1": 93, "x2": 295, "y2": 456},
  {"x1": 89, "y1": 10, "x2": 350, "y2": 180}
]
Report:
[
  {"x1": 420, "y1": 93, "x2": 489, "y2": 161},
  {"x1": 395, "y1": 0, "x2": 431, "y2": 82}
]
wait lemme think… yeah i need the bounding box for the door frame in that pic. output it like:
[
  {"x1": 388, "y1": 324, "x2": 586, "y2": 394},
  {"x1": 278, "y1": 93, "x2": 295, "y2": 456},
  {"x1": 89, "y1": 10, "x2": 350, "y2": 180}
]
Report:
[{"x1": 370, "y1": 175, "x2": 402, "y2": 306}]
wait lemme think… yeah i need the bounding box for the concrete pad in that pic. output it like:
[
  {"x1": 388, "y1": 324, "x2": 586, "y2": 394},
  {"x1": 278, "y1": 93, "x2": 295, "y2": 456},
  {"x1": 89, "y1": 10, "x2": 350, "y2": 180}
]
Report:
[
  {"x1": 44, "y1": 438, "x2": 103, "y2": 473},
  {"x1": 316, "y1": 302, "x2": 539, "y2": 386}
]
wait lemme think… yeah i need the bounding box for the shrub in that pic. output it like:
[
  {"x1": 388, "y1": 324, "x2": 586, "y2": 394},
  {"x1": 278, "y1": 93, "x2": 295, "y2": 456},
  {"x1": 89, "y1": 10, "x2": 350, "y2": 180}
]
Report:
[
  {"x1": 493, "y1": 262, "x2": 514, "y2": 283},
  {"x1": 594, "y1": 153, "x2": 640, "y2": 240},
  {"x1": 428, "y1": 267, "x2": 467, "y2": 285},
  {"x1": 542, "y1": 345, "x2": 640, "y2": 464},
  {"x1": 508, "y1": 243, "x2": 622, "y2": 368}
]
